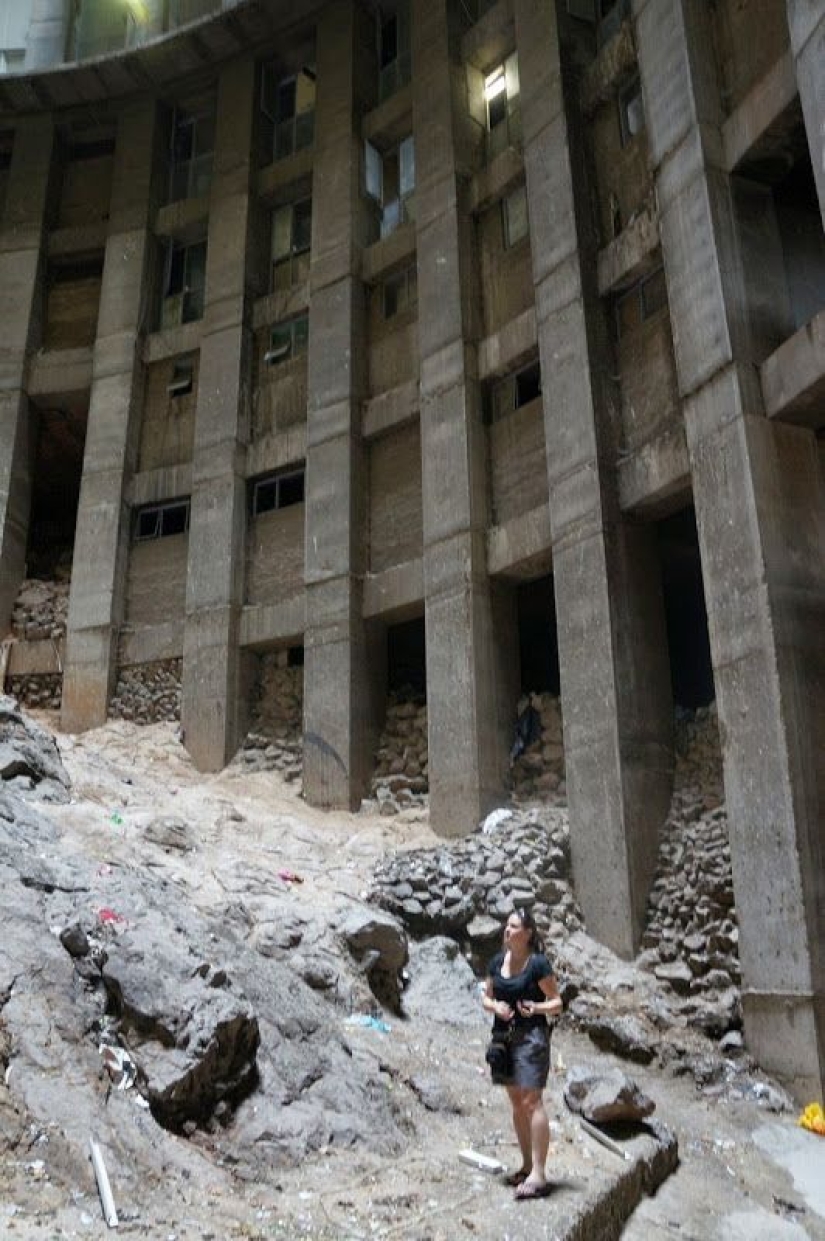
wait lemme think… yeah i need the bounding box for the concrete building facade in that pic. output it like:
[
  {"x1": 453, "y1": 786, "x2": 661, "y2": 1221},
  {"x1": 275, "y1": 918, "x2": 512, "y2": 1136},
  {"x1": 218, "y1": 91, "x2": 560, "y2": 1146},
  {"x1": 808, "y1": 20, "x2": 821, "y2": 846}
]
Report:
[{"x1": 0, "y1": 0, "x2": 822, "y2": 1100}]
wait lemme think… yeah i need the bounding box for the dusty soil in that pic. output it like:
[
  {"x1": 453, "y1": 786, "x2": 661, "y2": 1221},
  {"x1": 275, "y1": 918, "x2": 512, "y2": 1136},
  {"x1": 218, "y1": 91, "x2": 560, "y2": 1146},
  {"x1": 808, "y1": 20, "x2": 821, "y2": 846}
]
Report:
[{"x1": 2, "y1": 715, "x2": 824, "y2": 1241}]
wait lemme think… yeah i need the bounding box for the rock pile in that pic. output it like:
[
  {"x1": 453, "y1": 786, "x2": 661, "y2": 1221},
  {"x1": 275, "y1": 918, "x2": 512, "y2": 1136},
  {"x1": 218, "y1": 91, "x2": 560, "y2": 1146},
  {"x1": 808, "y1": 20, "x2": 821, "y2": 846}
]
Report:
[
  {"x1": 368, "y1": 693, "x2": 428, "y2": 814},
  {"x1": 509, "y1": 692, "x2": 566, "y2": 803},
  {"x1": 370, "y1": 806, "x2": 582, "y2": 964},
  {"x1": 4, "y1": 673, "x2": 62, "y2": 710},
  {"x1": 639, "y1": 703, "x2": 739, "y2": 1014},
  {"x1": 109, "y1": 660, "x2": 182, "y2": 724},
  {"x1": 10, "y1": 576, "x2": 69, "y2": 641},
  {"x1": 240, "y1": 656, "x2": 302, "y2": 780}
]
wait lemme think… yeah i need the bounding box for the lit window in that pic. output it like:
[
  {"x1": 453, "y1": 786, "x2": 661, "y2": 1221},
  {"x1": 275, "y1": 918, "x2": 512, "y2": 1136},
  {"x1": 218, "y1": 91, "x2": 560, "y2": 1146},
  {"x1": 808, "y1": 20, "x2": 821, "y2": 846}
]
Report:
[
  {"x1": 382, "y1": 264, "x2": 417, "y2": 318},
  {"x1": 265, "y1": 315, "x2": 309, "y2": 366},
  {"x1": 135, "y1": 499, "x2": 190, "y2": 541},
  {"x1": 618, "y1": 76, "x2": 644, "y2": 146},
  {"x1": 251, "y1": 469, "x2": 305, "y2": 516},
  {"x1": 484, "y1": 52, "x2": 521, "y2": 158},
  {"x1": 502, "y1": 184, "x2": 528, "y2": 248}
]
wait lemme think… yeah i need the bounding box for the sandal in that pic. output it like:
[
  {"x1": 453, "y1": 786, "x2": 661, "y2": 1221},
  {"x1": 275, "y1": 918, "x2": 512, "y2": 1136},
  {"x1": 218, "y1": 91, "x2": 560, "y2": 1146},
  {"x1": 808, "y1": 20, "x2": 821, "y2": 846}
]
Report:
[
  {"x1": 515, "y1": 1180, "x2": 552, "y2": 1200},
  {"x1": 503, "y1": 1169, "x2": 529, "y2": 1186}
]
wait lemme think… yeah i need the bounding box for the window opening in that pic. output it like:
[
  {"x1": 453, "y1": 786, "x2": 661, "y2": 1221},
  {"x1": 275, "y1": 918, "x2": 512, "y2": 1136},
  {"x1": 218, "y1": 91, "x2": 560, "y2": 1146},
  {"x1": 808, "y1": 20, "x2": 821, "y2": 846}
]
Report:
[
  {"x1": 167, "y1": 358, "x2": 194, "y2": 396},
  {"x1": 265, "y1": 314, "x2": 309, "y2": 365},
  {"x1": 160, "y1": 240, "x2": 206, "y2": 329},
  {"x1": 614, "y1": 265, "x2": 667, "y2": 339},
  {"x1": 169, "y1": 107, "x2": 214, "y2": 202},
  {"x1": 618, "y1": 76, "x2": 644, "y2": 146},
  {"x1": 382, "y1": 264, "x2": 417, "y2": 318},
  {"x1": 135, "y1": 498, "x2": 190, "y2": 541},
  {"x1": 488, "y1": 359, "x2": 542, "y2": 421},
  {"x1": 365, "y1": 136, "x2": 415, "y2": 240},
  {"x1": 502, "y1": 183, "x2": 528, "y2": 248},
  {"x1": 484, "y1": 52, "x2": 521, "y2": 159},
  {"x1": 378, "y1": 2, "x2": 411, "y2": 102},
  {"x1": 261, "y1": 64, "x2": 316, "y2": 161},
  {"x1": 271, "y1": 198, "x2": 312, "y2": 291},
  {"x1": 251, "y1": 468, "x2": 306, "y2": 516}
]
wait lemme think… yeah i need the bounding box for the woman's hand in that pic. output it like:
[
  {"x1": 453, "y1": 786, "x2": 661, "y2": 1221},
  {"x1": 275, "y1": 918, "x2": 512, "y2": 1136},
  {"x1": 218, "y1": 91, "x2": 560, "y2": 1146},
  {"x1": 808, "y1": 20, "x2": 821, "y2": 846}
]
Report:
[
  {"x1": 516, "y1": 999, "x2": 538, "y2": 1017},
  {"x1": 495, "y1": 1000, "x2": 514, "y2": 1021}
]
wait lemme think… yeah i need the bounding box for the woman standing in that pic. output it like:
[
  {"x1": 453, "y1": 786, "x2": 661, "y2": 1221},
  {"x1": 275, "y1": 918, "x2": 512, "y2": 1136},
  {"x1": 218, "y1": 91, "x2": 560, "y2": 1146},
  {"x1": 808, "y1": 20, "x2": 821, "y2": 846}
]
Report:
[{"x1": 482, "y1": 907, "x2": 562, "y2": 1199}]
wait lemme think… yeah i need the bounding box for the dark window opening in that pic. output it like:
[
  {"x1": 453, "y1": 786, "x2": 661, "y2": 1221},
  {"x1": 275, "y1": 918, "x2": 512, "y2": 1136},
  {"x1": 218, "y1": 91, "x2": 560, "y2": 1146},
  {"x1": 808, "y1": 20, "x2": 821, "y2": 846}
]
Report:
[
  {"x1": 288, "y1": 645, "x2": 304, "y2": 667},
  {"x1": 487, "y1": 357, "x2": 542, "y2": 421},
  {"x1": 614, "y1": 264, "x2": 668, "y2": 338},
  {"x1": 382, "y1": 264, "x2": 417, "y2": 318},
  {"x1": 502, "y1": 183, "x2": 528, "y2": 248},
  {"x1": 167, "y1": 359, "x2": 194, "y2": 397},
  {"x1": 49, "y1": 257, "x2": 104, "y2": 284},
  {"x1": 387, "y1": 615, "x2": 426, "y2": 699},
  {"x1": 67, "y1": 136, "x2": 116, "y2": 160},
  {"x1": 169, "y1": 107, "x2": 214, "y2": 202},
  {"x1": 378, "y1": 2, "x2": 410, "y2": 101},
  {"x1": 266, "y1": 314, "x2": 309, "y2": 365},
  {"x1": 26, "y1": 404, "x2": 88, "y2": 578},
  {"x1": 515, "y1": 361, "x2": 542, "y2": 407},
  {"x1": 657, "y1": 506, "x2": 715, "y2": 709},
  {"x1": 160, "y1": 239, "x2": 206, "y2": 328},
  {"x1": 251, "y1": 468, "x2": 306, "y2": 516},
  {"x1": 618, "y1": 75, "x2": 644, "y2": 146},
  {"x1": 517, "y1": 576, "x2": 560, "y2": 695},
  {"x1": 135, "y1": 499, "x2": 190, "y2": 542}
]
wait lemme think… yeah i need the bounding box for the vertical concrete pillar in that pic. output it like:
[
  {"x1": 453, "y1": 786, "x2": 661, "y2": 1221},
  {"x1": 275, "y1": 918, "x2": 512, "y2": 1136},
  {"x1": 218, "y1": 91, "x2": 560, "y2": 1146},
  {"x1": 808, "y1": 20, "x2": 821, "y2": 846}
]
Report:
[
  {"x1": 24, "y1": 1, "x2": 70, "y2": 71},
  {"x1": 637, "y1": 0, "x2": 825, "y2": 1100},
  {"x1": 787, "y1": 0, "x2": 825, "y2": 227},
  {"x1": 0, "y1": 117, "x2": 55, "y2": 633},
  {"x1": 62, "y1": 101, "x2": 161, "y2": 730},
  {"x1": 181, "y1": 59, "x2": 256, "y2": 770},
  {"x1": 303, "y1": 0, "x2": 380, "y2": 809},
  {"x1": 410, "y1": 0, "x2": 510, "y2": 835},
  {"x1": 514, "y1": 0, "x2": 673, "y2": 955}
]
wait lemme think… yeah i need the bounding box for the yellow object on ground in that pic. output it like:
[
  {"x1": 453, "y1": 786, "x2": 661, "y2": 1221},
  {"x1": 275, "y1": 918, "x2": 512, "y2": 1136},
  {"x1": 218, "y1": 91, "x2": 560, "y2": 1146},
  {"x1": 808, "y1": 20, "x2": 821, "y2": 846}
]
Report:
[{"x1": 798, "y1": 1102, "x2": 825, "y2": 1135}]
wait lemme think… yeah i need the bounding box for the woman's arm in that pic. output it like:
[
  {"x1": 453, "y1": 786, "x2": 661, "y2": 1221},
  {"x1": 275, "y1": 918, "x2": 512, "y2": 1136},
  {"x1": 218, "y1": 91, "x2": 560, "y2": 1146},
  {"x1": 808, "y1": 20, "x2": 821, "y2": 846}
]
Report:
[
  {"x1": 516, "y1": 973, "x2": 563, "y2": 1019},
  {"x1": 482, "y1": 976, "x2": 514, "y2": 1021}
]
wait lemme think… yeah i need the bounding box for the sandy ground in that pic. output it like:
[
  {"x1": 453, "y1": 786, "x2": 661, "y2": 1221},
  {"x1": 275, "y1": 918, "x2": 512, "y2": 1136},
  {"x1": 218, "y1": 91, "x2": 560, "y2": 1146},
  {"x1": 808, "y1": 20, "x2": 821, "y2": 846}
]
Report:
[{"x1": 2, "y1": 714, "x2": 824, "y2": 1240}]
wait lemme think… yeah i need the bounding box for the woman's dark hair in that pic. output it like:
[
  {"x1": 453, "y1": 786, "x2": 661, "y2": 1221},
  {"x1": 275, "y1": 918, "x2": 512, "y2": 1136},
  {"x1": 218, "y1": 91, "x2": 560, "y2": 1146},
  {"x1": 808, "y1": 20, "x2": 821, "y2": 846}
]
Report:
[{"x1": 513, "y1": 906, "x2": 544, "y2": 953}]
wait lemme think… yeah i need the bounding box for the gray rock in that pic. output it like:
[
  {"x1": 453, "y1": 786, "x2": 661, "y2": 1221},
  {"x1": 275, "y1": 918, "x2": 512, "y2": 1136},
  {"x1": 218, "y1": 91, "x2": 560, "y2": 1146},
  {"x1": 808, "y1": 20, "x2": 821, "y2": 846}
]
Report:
[
  {"x1": 564, "y1": 1066, "x2": 655, "y2": 1124},
  {"x1": 584, "y1": 1014, "x2": 658, "y2": 1064},
  {"x1": 143, "y1": 816, "x2": 196, "y2": 852},
  {"x1": 404, "y1": 937, "x2": 482, "y2": 1027}
]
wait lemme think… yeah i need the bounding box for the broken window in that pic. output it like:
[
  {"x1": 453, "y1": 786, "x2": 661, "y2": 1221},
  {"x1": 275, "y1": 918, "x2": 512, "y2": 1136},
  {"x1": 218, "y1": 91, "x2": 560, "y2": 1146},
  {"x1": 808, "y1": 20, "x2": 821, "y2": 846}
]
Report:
[
  {"x1": 135, "y1": 499, "x2": 190, "y2": 541},
  {"x1": 169, "y1": 107, "x2": 214, "y2": 202},
  {"x1": 271, "y1": 198, "x2": 312, "y2": 291},
  {"x1": 251, "y1": 468, "x2": 305, "y2": 516},
  {"x1": 261, "y1": 64, "x2": 316, "y2": 161},
  {"x1": 160, "y1": 239, "x2": 207, "y2": 329},
  {"x1": 365, "y1": 135, "x2": 415, "y2": 240},
  {"x1": 484, "y1": 53, "x2": 521, "y2": 160},
  {"x1": 618, "y1": 76, "x2": 644, "y2": 146},
  {"x1": 488, "y1": 359, "x2": 542, "y2": 421},
  {"x1": 502, "y1": 183, "x2": 528, "y2": 248},
  {"x1": 265, "y1": 314, "x2": 309, "y2": 366},
  {"x1": 382, "y1": 263, "x2": 417, "y2": 318},
  {"x1": 378, "y1": 2, "x2": 411, "y2": 102}
]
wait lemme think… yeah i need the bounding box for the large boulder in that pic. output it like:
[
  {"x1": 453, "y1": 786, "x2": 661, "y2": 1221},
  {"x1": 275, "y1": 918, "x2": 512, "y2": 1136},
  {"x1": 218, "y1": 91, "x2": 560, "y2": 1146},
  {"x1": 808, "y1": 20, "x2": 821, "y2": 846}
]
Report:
[
  {"x1": 0, "y1": 695, "x2": 70, "y2": 802},
  {"x1": 403, "y1": 936, "x2": 483, "y2": 1027},
  {"x1": 564, "y1": 1066, "x2": 655, "y2": 1124},
  {"x1": 336, "y1": 904, "x2": 408, "y2": 1011}
]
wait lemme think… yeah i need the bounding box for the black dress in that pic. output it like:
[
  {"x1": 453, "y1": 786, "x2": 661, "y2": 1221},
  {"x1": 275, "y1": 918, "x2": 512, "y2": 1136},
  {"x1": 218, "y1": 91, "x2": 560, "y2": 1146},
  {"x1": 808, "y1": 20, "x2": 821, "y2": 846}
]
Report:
[{"x1": 487, "y1": 951, "x2": 553, "y2": 1089}]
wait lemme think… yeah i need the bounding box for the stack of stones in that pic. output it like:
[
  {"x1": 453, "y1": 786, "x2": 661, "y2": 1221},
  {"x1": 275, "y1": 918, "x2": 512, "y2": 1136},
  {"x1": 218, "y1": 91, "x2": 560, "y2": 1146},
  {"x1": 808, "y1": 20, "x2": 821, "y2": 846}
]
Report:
[
  {"x1": 509, "y1": 692, "x2": 566, "y2": 803},
  {"x1": 10, "y1": 576, "x2": 69, "y2": 642},
  {"x1": 368, "y1": 694, "x2": 428, "y2": 814},
  {"x1": 240, "y1": 655, "x2": 303, "y2": 781},
  {"x1": 370, "y1": 807, "x2": 582, "y2": 961},
  {"x1": 109, "y1": 660, "x2": 182, "y2": 724},
  {"x1": 3, "y1": 673, "x2": 61, "y2": 710},
  {"x1": 640, "y1": 703, "x2": 739, "y2": 1001}
]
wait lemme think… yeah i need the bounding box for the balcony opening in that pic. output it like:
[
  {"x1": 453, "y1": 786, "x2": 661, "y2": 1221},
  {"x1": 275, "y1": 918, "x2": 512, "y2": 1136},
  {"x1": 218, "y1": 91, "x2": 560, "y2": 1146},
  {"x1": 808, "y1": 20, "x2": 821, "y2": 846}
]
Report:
[
  {"x1": 370, "y1": 615, "x2": 428, "y2": 815},
  {"x1": 484, "y1": 53, "x2": 521, "y2": 161},
  {"x1": 271, "y1": 198, "x2": 312, "y2": 291},
  {"x1": 242, "y1": 644, "x2": 305, "y2": 782},
  {"x1": 378, "y1": 0, "x2": 411, "y2": 102},
  {"x1": 261, "y1": 63, "x2": 316, "y2": 162},
  {"x1": 168, "y1": 105, "x2": 214, "y2": 203},
  {"x1": 365, "y1": 136, "x2": 415, "y2": 242},
  {"x1": 510, "y1": 575, "x2": 565, "y2": 803},
  {"x1": 160, "y1": 239, "x2": 206, "y2": 329}
]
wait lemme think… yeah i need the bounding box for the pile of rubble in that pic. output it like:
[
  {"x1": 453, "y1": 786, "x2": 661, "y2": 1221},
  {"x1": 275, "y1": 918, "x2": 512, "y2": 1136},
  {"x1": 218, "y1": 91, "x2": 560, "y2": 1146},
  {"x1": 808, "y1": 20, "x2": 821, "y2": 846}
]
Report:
[
  {"x1": 509, "y1": 691, "x2": 566, "y2": 802},
  {"x1": 109, "y1": 660, "x2": 182, "y2": 724},
  {"x1": 10, "y1": 576, "x2": 69, "y2": 641},
  {"x1": 367, "y1": 693, "x2": 428, "y2": 815},
  {"x1": 3, "y1": 673, "x2": 62, "y2": 710},
  {"x1": 370, "y1": 806, "x2": 582, "y2": 965},
  {"x1": 240, "y1": 656, "x2": 302, "y2": 780},
  {"x1": 639, "y1": 703, "x2": 739, "y2": 1006}
]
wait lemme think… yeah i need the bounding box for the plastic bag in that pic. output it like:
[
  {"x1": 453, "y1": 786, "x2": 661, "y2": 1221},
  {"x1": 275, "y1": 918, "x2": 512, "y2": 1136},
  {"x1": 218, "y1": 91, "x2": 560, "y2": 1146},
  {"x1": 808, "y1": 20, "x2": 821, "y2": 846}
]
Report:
[{"x1": 798, "y1": 1102, "x2": 825, "y2": 1136}]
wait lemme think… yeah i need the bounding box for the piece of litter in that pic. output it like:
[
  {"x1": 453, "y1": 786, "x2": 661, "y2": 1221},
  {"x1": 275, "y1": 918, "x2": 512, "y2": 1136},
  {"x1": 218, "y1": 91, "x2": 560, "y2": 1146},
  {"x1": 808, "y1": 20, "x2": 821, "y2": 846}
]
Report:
[
  {"x1": 98, "y1": 1044, "x2": 137, "y2": 1091},
  {"x1": 458, "y1": 1149, "x2": 506, "y2": 1174},
  {"x1": 277, "y1": 868, "x2": 303, "y2": 884},
  {"x1": 98, "y1": 908, "x2": 126, "y2": 927},
  {"x1": 579, "y1": 1117, "x2": 631, "y2": 1161},
  {"x1": 89, "y1": 1137, "x2": 119, "y2": 1228},
  {"x1": 481, "y1": 808, "x2": 512, "y2": 834},
  {"x1": 344, "y1": 1014, "x2": 390, "y2": 1034},
  {"x1": 109, "y1": 813, "x2": 123, "y2": 827}
]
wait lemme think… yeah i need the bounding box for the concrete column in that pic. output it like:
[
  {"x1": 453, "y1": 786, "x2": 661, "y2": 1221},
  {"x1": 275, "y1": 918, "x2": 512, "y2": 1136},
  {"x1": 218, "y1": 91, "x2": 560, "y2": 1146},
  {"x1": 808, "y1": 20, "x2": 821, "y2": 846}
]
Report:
[
  {"x1": 303, "y1": 0, "x2": 381, "y2": 809},
  {"x1": 637, "y1": 0, "x2": 825, "y2": 1101},
  {"x1": 787, "y1": 0, "x2": 825, "y2": 227},
  {"x1": 181, "y1": 59, "x2": 256, "y2": 771},
  {"x1": 24, "y1": 0, "x2": 70, "y2": 71},
  {"x1": 0, "y1": 117, "x2": 55, "y2": 634},
  {"x1": 411, "y1": 0, "x2": 511, "y2": 836},
  {"x1": 514, "y1": 0, "x2": 673, "y2": 956},
  {"x1": 62, "y1": 102, "x2": 160, "y2": 730}
]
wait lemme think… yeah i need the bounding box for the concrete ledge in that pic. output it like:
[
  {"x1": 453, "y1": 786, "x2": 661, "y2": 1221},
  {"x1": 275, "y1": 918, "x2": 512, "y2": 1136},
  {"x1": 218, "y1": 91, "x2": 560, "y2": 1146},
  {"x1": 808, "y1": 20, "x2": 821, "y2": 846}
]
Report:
[
  {"x1": 461, "y1": 0, "x2": 514, "y2": 71},
  {"x1": 154, "y1": 195, "x2": 209, "y2": 245},
  {"x1": 27, "y1": 347, "x2": 93, "y2": 399},
  {"x1": 760, "y1": 310, "x2": 825, "y2": 428},
  {"x1": 246, "y1": 426, "x2": 307, "y2": 477},
  {"x1": 117, "y1": 621, "x2": 183, "y2": 666},
  {"x1": 618, "y1": 421, "x2": 691, "y2": 516},
  {"x1": 363, "y1": 379, "x2": 419, "y2": 439},
  {"x1": 240, "y1": 597, "x2": 305, "y2": 650},
  {"x1": 362, "y1": 84, "x2": 413, "y2": 148},
  {"x1": 478, "y1": 305, "x2": 537, "y2": 381},
  {"x1": 257, "y1": 151, "x2": 313, "y2": 208},
  {"x1": 5, "y1": 636, "x2": 64, "y2": 676},
  {"x1": 47, "y1": 222, "x2": 108, "y2": 261},
  {"x1": 723, "y1": 51, "x2": 798, "y2": 174},
  {"x1": 487, "y1": 504, "x2": 553, "y2": 579},
  {"x1": 469, "y1": 145, "x2": 524, "y2": 215},
  {"x1": 363, "y1": 558, "x2": 424, "y2": 620},
  {"x1": 362, "y1": 224, "x2": 416, "y2": 285},
  {"x1": 580, "y1": 20, "x2": 637, "y2": 117},
  {"x1": 252, "y1": 283, "x2": 310, "y2": 332},
  {"x1": 128, "y1": 464, "x2": 193, "y2": 507},
  {"x1": 597, "y1": 201, "x2": 659, "y2": 296},
  {"x1": 143, "y1": 321, "x2": 202, "y2": 364}
]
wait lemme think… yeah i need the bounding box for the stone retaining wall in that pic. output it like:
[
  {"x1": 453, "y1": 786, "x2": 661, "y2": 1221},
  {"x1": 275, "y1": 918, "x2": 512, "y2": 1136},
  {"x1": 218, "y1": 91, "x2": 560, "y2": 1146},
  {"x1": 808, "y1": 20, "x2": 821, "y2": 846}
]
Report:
[
  {"x1": 10, "y1": 576, "x2": 70, "y2": 642},
  {"x1": 240, "y1": 655, "x2": 303, "y2": 782},
  {"x1": 3, "y1": 674, "x2": 62, "y2": 710},
  {"x1": 109, "y1": 659, "x2": 182, "y2": 724},
  {"x1": 509, "y1": 691, "x2": 566, "y2": 802},
  {"x1": 369, "y1": 694, "x2": 428, "y2": 814}
]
